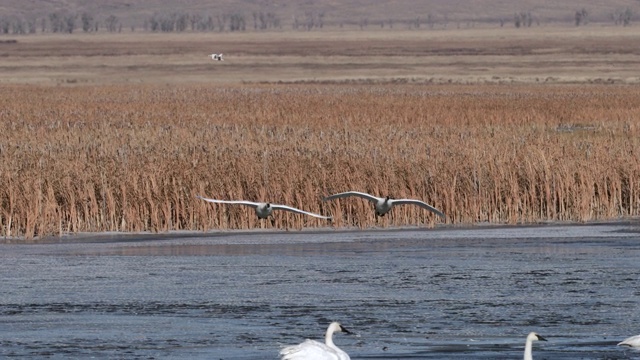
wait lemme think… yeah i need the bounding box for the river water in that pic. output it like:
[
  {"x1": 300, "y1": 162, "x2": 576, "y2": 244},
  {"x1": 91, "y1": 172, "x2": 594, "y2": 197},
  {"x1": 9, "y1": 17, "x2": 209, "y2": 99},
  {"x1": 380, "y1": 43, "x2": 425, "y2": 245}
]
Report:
[{"x1": 1, "y1": 222, "x2": 640, "y2": 359}]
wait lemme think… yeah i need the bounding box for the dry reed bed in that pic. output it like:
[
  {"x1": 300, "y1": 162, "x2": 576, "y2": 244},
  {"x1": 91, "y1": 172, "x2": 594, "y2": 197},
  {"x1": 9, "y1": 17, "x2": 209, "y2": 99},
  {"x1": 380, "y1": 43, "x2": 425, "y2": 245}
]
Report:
[{"x1": 0, "y1": 84, "x2": 639, "y2": 239}]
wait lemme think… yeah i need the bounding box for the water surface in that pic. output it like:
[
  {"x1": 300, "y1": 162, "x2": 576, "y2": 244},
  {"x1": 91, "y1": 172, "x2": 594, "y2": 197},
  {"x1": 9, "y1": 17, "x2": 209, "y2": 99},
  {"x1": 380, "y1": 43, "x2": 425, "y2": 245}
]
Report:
[{"x1": 2, "y1": 222, "x2": 640, "y2": 359}]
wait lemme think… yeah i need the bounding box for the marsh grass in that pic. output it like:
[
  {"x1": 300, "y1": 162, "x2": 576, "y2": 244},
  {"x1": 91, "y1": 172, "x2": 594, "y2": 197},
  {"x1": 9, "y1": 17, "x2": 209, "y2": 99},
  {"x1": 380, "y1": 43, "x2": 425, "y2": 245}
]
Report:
[{"x1": 1, "y1": 84, "x2": 639, "y2": 239}]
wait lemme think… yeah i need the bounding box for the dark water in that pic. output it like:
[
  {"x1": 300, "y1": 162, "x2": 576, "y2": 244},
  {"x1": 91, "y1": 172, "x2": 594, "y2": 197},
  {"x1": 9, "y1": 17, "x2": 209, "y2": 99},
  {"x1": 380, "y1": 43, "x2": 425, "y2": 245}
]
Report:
[{"x1": 2, "y1": 222, "x2": 640, "y2": 359}]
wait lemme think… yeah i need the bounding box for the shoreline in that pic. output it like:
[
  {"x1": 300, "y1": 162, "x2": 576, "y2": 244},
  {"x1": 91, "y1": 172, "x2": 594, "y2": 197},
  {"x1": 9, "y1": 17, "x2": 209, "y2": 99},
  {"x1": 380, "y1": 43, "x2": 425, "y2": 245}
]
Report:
[{"x1": 2, "y1": 218, "x2": 638, "y2": 245}]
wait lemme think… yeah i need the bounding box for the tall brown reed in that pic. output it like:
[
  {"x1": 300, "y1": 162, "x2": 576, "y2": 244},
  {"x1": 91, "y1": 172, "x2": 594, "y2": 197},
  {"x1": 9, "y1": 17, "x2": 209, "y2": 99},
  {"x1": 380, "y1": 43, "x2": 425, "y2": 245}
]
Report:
[{"x1": 0, "y1": 84, "x2": 638, "y2": 240}]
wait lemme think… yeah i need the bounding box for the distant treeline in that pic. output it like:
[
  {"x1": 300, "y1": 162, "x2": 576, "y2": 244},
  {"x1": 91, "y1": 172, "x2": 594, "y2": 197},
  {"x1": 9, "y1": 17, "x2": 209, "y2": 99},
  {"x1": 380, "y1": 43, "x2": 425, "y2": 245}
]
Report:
[{"x1": 0, "y1": 7, "x2": 636, "y2": 35}]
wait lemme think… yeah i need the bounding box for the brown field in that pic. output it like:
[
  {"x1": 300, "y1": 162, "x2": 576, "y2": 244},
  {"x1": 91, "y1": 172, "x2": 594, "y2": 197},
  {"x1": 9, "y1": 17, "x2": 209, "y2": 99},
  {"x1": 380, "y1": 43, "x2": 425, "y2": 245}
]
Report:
[
  {"x1": 1, "y1": 27, "x2": 640, "y2": 240},
  {"x1": 2, "y1": 26, "x2": 640, "y2": 85}
]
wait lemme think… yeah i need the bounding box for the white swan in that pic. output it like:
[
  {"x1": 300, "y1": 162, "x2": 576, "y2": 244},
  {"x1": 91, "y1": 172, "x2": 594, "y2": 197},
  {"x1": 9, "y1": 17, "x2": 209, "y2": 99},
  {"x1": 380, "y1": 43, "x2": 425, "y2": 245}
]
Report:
[
  {"x1": 209, "y1": 53, "x2": 223, "y2": 61},
  {"x1": 323, "y1": 191, "x2": 445, "y2": 219},
  {"x1": 524, "y1": 332, "x2": 547, "y2": 360},
  {"x1": 196, "y1": 196, "x2": 331, "y2": 224},
  {"x1": 280, "y1": 322, "x2": 351, "y2": 360},
  {"x1": 618, "y1": 334, "x2": 640, "y2": 348}
]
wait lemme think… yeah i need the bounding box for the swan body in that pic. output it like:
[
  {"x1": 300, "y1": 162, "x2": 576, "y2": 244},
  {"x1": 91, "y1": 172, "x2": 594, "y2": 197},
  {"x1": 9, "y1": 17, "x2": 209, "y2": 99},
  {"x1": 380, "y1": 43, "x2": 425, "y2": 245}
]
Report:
[
  {"x1": 323, "y1": 191, "x2": 445, "y2": 219},
  {"x1": 280, "y1": 322, "x2": 351, "y2": 360},
  {"x1": 618, "y1": 334, "x2": 640, "y2": 348},
  {"x1": 524, "y1": 332, "x2": 547, "y2": 360},
  {"x1": 209, "y1": 53, "x2": 223, "y2": 61},
  {"x1": 196, "y1": 196, "x2": 332, "y2": 223}
]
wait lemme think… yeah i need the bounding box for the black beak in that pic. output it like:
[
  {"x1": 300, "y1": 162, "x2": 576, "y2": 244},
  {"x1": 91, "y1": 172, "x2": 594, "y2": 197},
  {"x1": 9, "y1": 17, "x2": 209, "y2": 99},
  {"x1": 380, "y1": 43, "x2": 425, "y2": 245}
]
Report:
[
  {"x1": 537, "y1": 334, "x2": 548, "y2": 342},
  {"x1": 339, "y1": 325, "x2": 352, "y2": 335}
]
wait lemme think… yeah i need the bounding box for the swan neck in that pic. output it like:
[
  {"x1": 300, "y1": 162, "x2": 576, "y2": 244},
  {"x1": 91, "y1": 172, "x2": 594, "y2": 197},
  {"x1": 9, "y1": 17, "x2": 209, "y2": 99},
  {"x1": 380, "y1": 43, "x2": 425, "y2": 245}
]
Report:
[
  {"x1": 325, "y1": 327, "x2": 337, "y2": 349},
  {"x1": 524, "y1": 340, "x2": 533, "y2": 360}
]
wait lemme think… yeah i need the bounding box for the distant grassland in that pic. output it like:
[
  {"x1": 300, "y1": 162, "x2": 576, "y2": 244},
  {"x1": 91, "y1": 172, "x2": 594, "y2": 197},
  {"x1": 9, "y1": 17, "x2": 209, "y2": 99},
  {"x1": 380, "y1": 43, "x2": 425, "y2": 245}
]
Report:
[
  {"x1": 1, "y1": 83, "x2": 638, "y2": 240},
  {"x1": 2, "y1": 26, "x2": 640, "y2": 86}
]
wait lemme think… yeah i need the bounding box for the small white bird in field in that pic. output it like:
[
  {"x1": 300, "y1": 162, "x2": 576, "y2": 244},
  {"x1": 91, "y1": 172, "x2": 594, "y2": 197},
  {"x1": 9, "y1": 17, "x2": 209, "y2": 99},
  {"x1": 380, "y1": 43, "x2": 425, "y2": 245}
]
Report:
[
  {"x1": 618, "y1": 334, "x2": 640, "y2": 348},
  {"x1": 323, "y1": 191, "x2": 445, "y2": 219},
  {"x1": 209, "y1": 53, "x2": 223, "y2": 61},
  {"x1": 524, "y1": 332, "x2": 547, "y2": 360},
  {"x1": 280, "y1": 322, "x2": 351, "y2": 360},
  {"x1": 196, "y1": 196, "x2": 331, "y2": 225}
]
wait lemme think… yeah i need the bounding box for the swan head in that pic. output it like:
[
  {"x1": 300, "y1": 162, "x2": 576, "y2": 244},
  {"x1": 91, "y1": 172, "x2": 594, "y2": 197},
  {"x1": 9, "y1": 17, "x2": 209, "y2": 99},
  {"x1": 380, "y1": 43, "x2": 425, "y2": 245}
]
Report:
[
  {"x1": 329, "y1": 322, "x2": 351, "y2": 335},
  {"x1": 527, "y1": 332, "x2": 547, "y2": 342},
  {"x1": 265, "y1": 203, "x2": 271, "y2": 208}
]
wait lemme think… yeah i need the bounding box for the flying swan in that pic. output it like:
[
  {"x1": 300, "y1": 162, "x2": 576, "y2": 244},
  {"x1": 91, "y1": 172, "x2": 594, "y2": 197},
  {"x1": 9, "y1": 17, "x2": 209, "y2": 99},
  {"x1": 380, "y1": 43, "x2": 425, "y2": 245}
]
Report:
[
  {"x1": 524, "y1": 332, "x2": 547, "y2": 360},
  {"x1": 618, "y1": 334, "x2": 640, "y2": 348},
  {"x1": 280, "y1": 322, "x2": 351, "y2": 360},
  {"x1": 209, "y1": 53, "x2": 224, "y2": 61},
  {"x1": 323, "y1": 191, "x2": 445, "y2": 219},
  {"x1": 196, "y1": 196, "x2": 332, "y2": 224}
]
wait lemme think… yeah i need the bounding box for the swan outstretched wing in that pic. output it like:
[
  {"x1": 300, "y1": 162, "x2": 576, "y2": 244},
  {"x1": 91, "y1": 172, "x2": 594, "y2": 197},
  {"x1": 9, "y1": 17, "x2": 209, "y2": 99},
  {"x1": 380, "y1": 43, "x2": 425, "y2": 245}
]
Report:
[
  {"x1": 196, "y1": 196, "x2": 259, "y2": 208},
  {"x1": 391, "y1": 199, "x2": 446, "y2": 219},
  {"x1": 271, "y1": 204, "x2": 332, "y2": 220},
  {"x1": 323, "y1": 191, "x2": 381, "y2": 203},
  {"x1": 280, "y1": 340, "x2": 341, "y2": 360}
]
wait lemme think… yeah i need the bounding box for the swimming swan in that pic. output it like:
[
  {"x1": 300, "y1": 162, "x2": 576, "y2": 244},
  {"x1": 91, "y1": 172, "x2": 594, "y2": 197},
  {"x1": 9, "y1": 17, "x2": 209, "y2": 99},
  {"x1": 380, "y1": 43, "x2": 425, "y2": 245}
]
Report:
[
  {"x1": 618, "y1": 334, "x2": 640, "y2": 348},
  {"x1": 280, "y1": 322, "x2": 351, "y2": 360},
  {"x1": 323, "y1": 191, "x2": 445, "y2": 219},
  {"x1": 524, "y1": 332, "x2": 547, "y2": 360},
  {"x1": 196, "y1": 196, "x2": 332, "y2": 224}
]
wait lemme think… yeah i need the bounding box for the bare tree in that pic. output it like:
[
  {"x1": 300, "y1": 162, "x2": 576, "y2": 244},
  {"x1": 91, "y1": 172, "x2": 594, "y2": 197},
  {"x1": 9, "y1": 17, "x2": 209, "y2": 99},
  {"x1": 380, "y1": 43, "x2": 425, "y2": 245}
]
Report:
[
  {"x1": 292, "y1": 15, "x2": 299, "y2": 30},
  {"x1": 575, "y1": 8, "x2": 588, "y2": 26},
  {"x1": 160, "y1": 13, "x2": 176, "y2": 32},
  {"x1": 359, "y1": 18, "x2": 368, "y2": 30},
  {"x1": 613, "y1": 8, "x2": 633, "y2": 26},
  {"x1": 12, "y1": 18, "x2": 25, "y2": 34},
  {"x1": 27, "y1": 18, "x2": 37, "y2": 33},
  {"x1": 304, "y1": 12, "x2": 314, "y2": 30},
  {"x1": 205, "y1": 16, "x2": 214, "y2": 31},
  {"x1": 513, "y1": 12, "x2": 532, "y2": 28},
  {"x1": 105, "y1": 15, "x2": 119, "y2": 32},
  {"x1": 64, "y1": 14, "x2": 76, "y2": 33},
  {"x1": 216, "y1": 14, "x2": 227, "y2": 32},
  {"x1": 0, "y1": 18, "x2": 9, "y2": 34},
  {"x1": 190, "y1": 14, "x2": 201, "y2": 31},
  {"x1": 229, "y1": 13, "x2": 245, "y2": 31},
  {"x1": 48, "y1": 12, "x2": 62, "y2": 32},
  {"x1": 175, "y1": 13, "x2": 189, "y2": 32},
  {"x1": 623, "y1": 8, "x2": 633, "y2": 26},
  {"x1": 81, "y1": 12, "x2": 94, "y2": 32}
]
